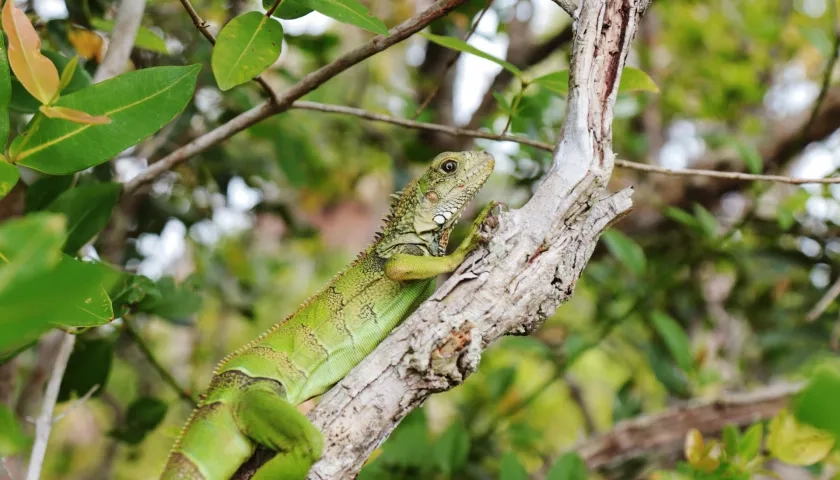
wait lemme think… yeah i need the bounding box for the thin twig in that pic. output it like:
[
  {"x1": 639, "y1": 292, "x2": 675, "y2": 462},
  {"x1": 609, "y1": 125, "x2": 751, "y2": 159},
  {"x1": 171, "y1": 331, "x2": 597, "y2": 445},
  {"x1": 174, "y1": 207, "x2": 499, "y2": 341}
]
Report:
[
  {"x1": 176, "y1": 0, "x2": 280, "y2": 104},
  {"x1": 289, "y1": 100, "x2": 840, "y2": 184},
  {"x1": 122, "y1": 319, "x2": 198, "y2": 406},
  {"x1": 25, "y1": 333, "x2": 75, "y2": 480},
  {"x1": 52, "y1": 384, "x2": 99, "y2": 423},
  {"x1": 412, "y1": 0, "x2": 493, "y2": 118},
  {"x1": 550, "y1": 0, "x2": 578, "y2": 17},
  {"x1": 806, "y1": 275, "x2": 840, "y2": 322},
  {"x1": 124, "y1": 0, "x2": 470, "y2": 194},
  {"x1": 799, "y1": 1, "x2": 840, "y2": 140}
]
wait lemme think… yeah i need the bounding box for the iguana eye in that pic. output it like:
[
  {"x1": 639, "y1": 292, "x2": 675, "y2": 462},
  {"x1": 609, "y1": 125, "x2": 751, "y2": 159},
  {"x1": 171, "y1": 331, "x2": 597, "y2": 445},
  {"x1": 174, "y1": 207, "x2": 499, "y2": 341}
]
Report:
[{"x1": 441, "y1": 160, "x2": 458, "y2": 173}]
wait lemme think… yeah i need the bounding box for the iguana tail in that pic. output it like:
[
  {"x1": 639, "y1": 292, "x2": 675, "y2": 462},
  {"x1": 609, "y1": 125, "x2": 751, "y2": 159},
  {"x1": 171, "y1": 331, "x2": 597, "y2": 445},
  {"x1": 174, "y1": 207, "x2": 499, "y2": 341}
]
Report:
[{"x1": 161, "y1": 374, "x2": 323, "y2": 480}]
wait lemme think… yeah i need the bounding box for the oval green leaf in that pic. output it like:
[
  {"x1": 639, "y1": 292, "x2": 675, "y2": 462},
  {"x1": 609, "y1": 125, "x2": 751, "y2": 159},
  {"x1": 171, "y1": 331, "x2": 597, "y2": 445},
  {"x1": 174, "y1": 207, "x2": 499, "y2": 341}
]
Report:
[
  {"x1": 601, "y1": 229, "x2": 646, "y2": 276},
  {"x1": 46, "y1": 182, "x2": 121, "y2": 253},
  {"x1": 58, "y1": 338, "x2": 113, "y2": 401},
  {"x1": 650, "y1": 311, "x2": 694, "y2": 373},
  {"x1": 212, "y1": 12, "x2": 283, "y2": 91},
  {"x1": 768, "y1": 408, "x2": 835, "y2": 466},
  {"x1": 265, "y1": 0, "x2": 314, "y2": 19},
  {"x1": 0, "y1": 158, "x2": 19, "y2": 200},
  {"x1": 421, "y1": 32, "x2": 522, "y2": 78},
  {"x1": 299, "y1": 0, "x2": 388, "y2": 35},
  {"x1": 0, "y1": 29, "x2": 10, "y2": 148},
  {"x1": 618, "y1": 67, "x2": 659, "y2": 93},
  {"x1": 91, "y1": 18, "x2": 168, "y2": 54},
  {"x1": 535, "y1": 67, "x2": 658, "y2": 96},
  {"x1": 545, "y1": 452, "x2": 587, "y2": 480},
  {"x1": 11, "y1": 64, "x2": 200, "y2": 174},
  {"x1": 499, "y1": 452, "x2": 528, "y2": 480}
]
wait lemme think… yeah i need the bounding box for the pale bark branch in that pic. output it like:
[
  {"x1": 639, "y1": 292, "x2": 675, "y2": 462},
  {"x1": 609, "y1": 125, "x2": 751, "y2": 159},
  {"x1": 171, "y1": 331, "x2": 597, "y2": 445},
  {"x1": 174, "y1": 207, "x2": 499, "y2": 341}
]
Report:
[
  {"x1": 93, "y1": 0, "x2": 148, "y2": 83},
  {"x1": 123, "y1": 0, "x2": 469, "y2": 194},
  {"x1": 291, "y1": 101, "x2": 840, "y2": 184},
  {"x1": 570, "y1": 382, "x2": 801, "y2": 472},
  {"x1": 550, "y1": 0, "x2": 578, "y2": 17},
  {"x1": 24, "y1": 333, "x2": 75, "y2": 480}
]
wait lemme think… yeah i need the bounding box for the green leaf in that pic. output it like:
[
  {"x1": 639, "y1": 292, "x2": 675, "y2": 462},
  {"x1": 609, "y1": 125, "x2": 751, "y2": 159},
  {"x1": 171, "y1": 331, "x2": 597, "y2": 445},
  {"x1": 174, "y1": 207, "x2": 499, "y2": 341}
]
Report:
[
  {"x1": 0, "y1": 28, "x2": 11, "y2": 148},
  {"x1": 45, "y1": 182, "x2": 121, "y2": 252},
  {"x1": 0, "y1": 404, "x2": 29, "y2": 456},
  {"x1": 24, "y1": 174, "x2": 75, "y2": 212},
  {"x1": 601, "y1": 229, "x2": 646, "y2": 276},
  {"x1": 499, "y1": 452, "x2": 529, "y2": 480},
  {"x1": 51, "y1": 257, "x2": 117, "y2": 328},
  {"x1": 295, "y1": 0, "x2": 388, "y2": 36},
  {"x1": 650, "y1": 311, "x2": 694, "y2": 373},
  {"x1": 58, "y1": 338, "x2": 112, "y2": 402},
  {"x1": 492, "y1": 90, "x2": 511, "y2": 114},
  {"x1": 734, "y1": 141, "x2": 763, "y2": 174},
  {"x1": 535, "y1": 67, "x2": 658, "y2": 96},
  {"x1": 533, "y1": 70, "x2": 569, "y2": 95},
  {"x1": 136, "y1": 275, "x2": 203, "y2": 323},
  {"x1": 0, "y1": 213, "x2": 66, "y2": 287},
  {"x1": 433, "y1": 420, "x2": 470, "y2": 476},
  {"x1": 0, "y1": 215, "x2": 116, "y2": 348},
  {"x1": 212, "y1": 12, "x2": 283, "y2": 91},
  {"x1": 664, "y1": 206, "x2": 699, "y2": 229},
  {"x1": 618, "y1": 67, "x2": 659, "y2": 93},
  {"x1": 738, "y1": 423, "x2": 763, "y2": 461},
  {"x1": 421, "y1": 32, "x2": 523, "y2": 78},
  {"x1": 10, "y1": 50, "x2": 93, "y2": 114},
  {"x1": 111, "y1": 397, "x2": 168, "y2": 444},
  {"x1": 487, "y1": 366, "x2": 518, "y2": 400},
  {"x1": 646, "y1": 343, "x2": 690, "y2": 397},
  {"x1": 545, "y1": 452, "x2": 587, "y2": 480},
  {"x1": 264, "y1": 0, "x2": 314, "y2": 19},
  {"x1": 109, "y1": 272, "x2": 161, "y2": 318},
  {"x1": 90, "y1": 18, "x2": 168, "y2": 54},
  {"x1": 793, "y1": 367, "x2": 840, "y2": 439},
  {"x1": 768, "y1": 408, "x2": 835, "y2": 466},
  {"x1": 0, "y1": 158, "x2": 19, "y2": 200},
  {"x1": 692, "y1": 203, "x2": 720, "y2": 239},
  {"x1": 376, "y1": 409, "x2": 433, "y2": 469},
  {"x1": 722, "y1": 425, "x2": 739, "y2": 459},
  {"x1": 11, "y1": 65, "x2": 200, "y2": 174},
  {"x1": 58, "y1": 55, "x2": 79, "y2": 92},
  {"x1": 800, "y1": 26, "x2": 833, "y2": 58}
]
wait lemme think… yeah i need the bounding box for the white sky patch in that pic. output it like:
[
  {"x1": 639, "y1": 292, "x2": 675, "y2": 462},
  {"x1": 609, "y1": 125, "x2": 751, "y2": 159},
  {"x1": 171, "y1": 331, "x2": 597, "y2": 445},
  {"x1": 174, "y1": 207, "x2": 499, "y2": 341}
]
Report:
[
  {"x1": 453, "y1": 10, "x2": 509, "y2": 125},
  {"x1": 280, "y1": 12, "x2": 334, "y2": 36},
  {"x1": 227, "y1": 176, "x2": 262, "y2": 211},
  {"x1": 33, "y1": 0, "x2": 67, "y2": 20},
  {"x1": 136, "y1": 219, "x2": 187, "y2": 279}
]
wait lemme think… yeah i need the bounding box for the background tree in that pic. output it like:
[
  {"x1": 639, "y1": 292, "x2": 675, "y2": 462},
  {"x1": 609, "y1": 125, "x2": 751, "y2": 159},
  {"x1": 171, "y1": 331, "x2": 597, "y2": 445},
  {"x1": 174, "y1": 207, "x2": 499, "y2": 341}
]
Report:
[{"x1": 0, "y1": 0, "x2": 840, "y2": 479}]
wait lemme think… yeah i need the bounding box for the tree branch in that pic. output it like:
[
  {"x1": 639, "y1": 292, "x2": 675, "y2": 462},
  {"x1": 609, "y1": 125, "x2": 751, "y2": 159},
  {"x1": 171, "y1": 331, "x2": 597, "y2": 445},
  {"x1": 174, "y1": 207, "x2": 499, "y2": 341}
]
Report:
[
  {"x1": 123, "y1": 0, "x2": 470, "y2": 194},
  {"x1": 571, "y1": 382, "x2": 801, "y2": 472},
  {"x1": 290, "y1": 100, "x2": 840, "y2": 184},
  {"x1": 235, "y1": 1, "x2": 650, "y2": 478},
  {"x1": 550, "y1": 0, "x2": 578, "y2": 17},
  {"x1": 93, "y1": 0, "x2": 148, "y2": 83},
  {"x1": 24, "y1": 333, "x2": 75, "y2": 480}
]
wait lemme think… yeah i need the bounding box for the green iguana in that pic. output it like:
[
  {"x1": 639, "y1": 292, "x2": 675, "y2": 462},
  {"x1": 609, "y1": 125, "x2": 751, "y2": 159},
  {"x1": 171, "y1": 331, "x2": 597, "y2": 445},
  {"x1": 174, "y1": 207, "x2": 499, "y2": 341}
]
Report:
[{"x1": 161, "y1": 150, "x2": 498, "y2": 480}]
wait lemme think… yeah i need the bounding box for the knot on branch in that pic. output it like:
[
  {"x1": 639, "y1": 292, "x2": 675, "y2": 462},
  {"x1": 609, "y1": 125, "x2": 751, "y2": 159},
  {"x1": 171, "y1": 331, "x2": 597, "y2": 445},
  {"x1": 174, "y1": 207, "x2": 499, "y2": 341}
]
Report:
[{"x1": 409, "y1": 321, "x2": 481, "y2": 391}]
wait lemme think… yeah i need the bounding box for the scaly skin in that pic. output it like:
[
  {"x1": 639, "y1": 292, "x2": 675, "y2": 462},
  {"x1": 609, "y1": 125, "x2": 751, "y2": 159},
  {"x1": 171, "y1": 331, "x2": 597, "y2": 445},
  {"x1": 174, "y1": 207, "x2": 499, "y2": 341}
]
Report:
[{"x1": 161, "y1": 151, "x2": 497, "y2": 480}]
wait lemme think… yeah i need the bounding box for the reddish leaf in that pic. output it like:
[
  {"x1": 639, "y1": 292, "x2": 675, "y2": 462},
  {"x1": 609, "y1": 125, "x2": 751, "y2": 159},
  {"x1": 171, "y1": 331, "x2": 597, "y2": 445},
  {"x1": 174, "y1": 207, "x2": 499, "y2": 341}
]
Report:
[
  {"x1": 39, "y1": 105, "x2": 111, "y2": 125},
  {"x1": 1, "y1": 0, "x2": 60, "y2": 104}
]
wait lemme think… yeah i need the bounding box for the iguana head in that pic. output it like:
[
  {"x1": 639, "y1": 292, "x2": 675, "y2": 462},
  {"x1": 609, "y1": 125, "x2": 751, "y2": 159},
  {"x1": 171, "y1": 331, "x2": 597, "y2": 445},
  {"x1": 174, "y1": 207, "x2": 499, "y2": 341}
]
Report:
[{"x1": 377, "y1": 150, "x2": 495, "y2": 256}]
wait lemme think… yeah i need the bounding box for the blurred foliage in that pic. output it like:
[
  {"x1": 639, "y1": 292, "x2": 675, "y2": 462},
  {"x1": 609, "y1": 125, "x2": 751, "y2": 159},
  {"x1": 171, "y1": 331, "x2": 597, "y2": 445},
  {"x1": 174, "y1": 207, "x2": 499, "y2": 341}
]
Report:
[{"x1": 0, "y1": 0, "x2": 840, "y2": 479}]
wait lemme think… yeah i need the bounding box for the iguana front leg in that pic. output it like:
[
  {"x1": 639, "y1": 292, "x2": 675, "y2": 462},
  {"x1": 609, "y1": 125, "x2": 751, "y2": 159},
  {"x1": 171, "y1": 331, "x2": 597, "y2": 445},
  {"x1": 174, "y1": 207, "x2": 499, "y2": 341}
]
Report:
[
  {"x1": 385, "y1": 201, "x2": 501, "y2": 282},
  {"x1": 236, "y1": 382, "x2": 324, "y2": 480}
]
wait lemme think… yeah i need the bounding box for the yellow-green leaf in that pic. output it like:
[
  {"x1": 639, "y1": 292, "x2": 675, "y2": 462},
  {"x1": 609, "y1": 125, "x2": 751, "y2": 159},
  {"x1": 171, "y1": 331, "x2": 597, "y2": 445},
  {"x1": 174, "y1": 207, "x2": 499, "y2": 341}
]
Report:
[
  {"x1": 0, "y1": 404, "x2": 29, "y2": 456},
  {"x1": 11, "y1": 65, "x2": 200, "y2": 174},
  {"x1": 211, "y1": 12, "x2": 283, "y2": 91},
  {"x1": 1, "y1": 0, "x2": 60, "y2": 104},
  {"x1": 534, "y1": 66, "x2": 658, "y2": 96},
  {"x1": 39, "y1": 105, "x2": 112, "y2": 125},
  {"x1": 0, "y1": 25, "x2": 11, "y2": 147},
  {"x1": 767, "y1": 408, "x2": 834, "y2": 466},
  {"x1": 295, "y1": 0, "x2": 388, "y2": 36},
  {"x1": 0, "y1": 157, "x2": 18, "y2": 200},
  {"x1": 90, "y1": 18, "x2": 168, "y2": 54},
  {"x1": 58, "y1": 55, "x2": 79, "y2": 92},
  {"x1": 421, "y1": 32, "x2": 523, "y2": 78},
  {"x1": 619, "y1": 67, "x2": 659, "y2": 93}
]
